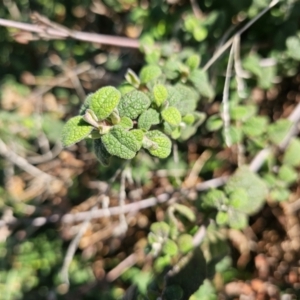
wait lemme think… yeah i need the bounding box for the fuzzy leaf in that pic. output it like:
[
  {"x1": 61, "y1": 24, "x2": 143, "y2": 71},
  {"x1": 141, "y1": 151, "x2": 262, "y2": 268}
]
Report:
[
  {"x1": 186, "y1": 54, "x2": 201, "y2": 71},
  {"x1": 119, "y1": 117, "x2": 133, "y2": 129},
  {"x1": 153, "y1": 84, "x2": 168, "y2": 107},
  {"x1": 90, "y1": 86, "x2": 121, "y2": 121},
  {"x1": 206, "y1": 115, "x2": 223, "y2": 132},
  {"x1": 242, "y1": 116, "x2": 268, "y2": 137},
  {"x1": 62, "y1": 116, "x2": 93, "y2": 147},
  {"x1": 162, "y1": 239, "x2": 179, "y2": 256},
  {"x1": 283, "y1": 138, "x2": 300, "y2": 167},
  {"x1": 189, "y1": 69, "x2": 214, "y2": 98},
  {"x1": 225, "y1": 166, "x2": 268, "y2": 215},
  {"x1": 278, "y1": 165, "x2": 298, "y2": 185},
  {"x1": 124, "y1": 68, "x2": 140, "y2": 88},
  {"x1": 130, "y1": 129, "x2": 144, "y2": 150},
  {"x1": 139, "y1": 65, "x2": 162, "y2": 84},
  {"x1": 101, "y1": 126, "x2": 139, "y2": 159},
  {"x1": 166, "y1": 84, "x2": 198, "y2": 114},
  {"x1": 267, "y1": 119, "x2": 292, "y2": 145},
  {"x1": 182, "y1": 114, "x2": 195, "y2": 125},
  {"x1": 118, "y1": 83, "x2": 135, "y2": 95},
  {"x1": 150, "y1": 221, "x2": 170, "y2": 238},
  {"x1": 138, "y1": 108, "x2": 160, "y2": 130},
  {"x1": 228, "y1": 188, "x2": 248, "y2": 210},
  {"x1": 118, "y1": 90, "x2": 151, "y2": 119},
  {"x1": 173, "y1": 204, "x2": 196, "y2": 222},
  {"x1": 230, "y1": 105, "x2": 257, "y2": 121},
  {"x1": 216, "y1": 211, "x2": 229, "y2": 226},
  {"x1": 177, "y1": 234, "x2": 194, "y2": 254},
  {"x1": 93, "y1": 138, "x2": 111, "y2": 166},
  {"x1": 145, "y1": 130, "x2": 172, "y2": 158},
  {"x1": 286, "y1": 36, "x2": 300, "y2": 61},
  {"x1": 162, "y1": 107, "x2": 182, "y2": 126},
  {"x1": 228, "y1": 211, "x2": 248, "y2": 230}
]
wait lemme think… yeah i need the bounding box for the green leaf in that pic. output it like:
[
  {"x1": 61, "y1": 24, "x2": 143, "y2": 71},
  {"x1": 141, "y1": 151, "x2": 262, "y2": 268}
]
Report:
[
  {"x1": 228, "y1": 210, "x2": 248, "y2": 230},
  {"x1": 90, "y1": 86, "x2": 121, "y2": 121},
  {"x1": 118, "y1": 117, "x2": 133, "y2": 129},
  {"x1": 144, "y1": 130, "x2": 172, "y2": 159},
  {"x1": 150, "y1": 221, "x2": 170, "y2": 238},
  {"x1": 118, "y1": 90, "x2": 151, "y2": 119},
  {"x1": 225, "y1": 166, "x2": 268, "y2": 215},
  {"x1": 270, "y1": 187, "x2": 290, "y2": 202},
  {"x1": 278, "y1": 165, "x2": 298, "y2": 185},
  {"x1": 177, "y1": 234, "x2": 194, "y2": 254},
  {"x1": 61, "y1": 116, "x2": 93, "y2": 147},
  {"x1": 267, "y1": 119, "x2": 292, "y2": 145},
  {"x1": 138, "y1": 108, "x2": 160, "y2": 131},
  {"x1": 162, "y1": 239, "x2": 179, "y2": 256},
  {"x1": 162, "y1": 107, "x2": 182, "y2": 126},
  {"x1": 242, "y1": 116, "x2": 268, "y2": 137},
  {"x1": 173, "y1": 84, "x2": 198, "y2": 115},
  {"x1": 153, "y1": 84, "x2": 168, "y2": 107},
  {"x1": 202, "y1": 189, "x2": 228, "y2": 209},
  {"x1": 93, "y1": 138, "x2": 111, "y2": 166},
  {"x1": 101, "y1": 126, "x2": 139, "y2": 159},
  {"x1": 243, "y1": 53, "x2": 262, "y2": 77},
  {"x1": 228, "y1": 188, "x2": 248, "y2": 210},
  {"x1": 171, "y1": 127, "x2": 181, "y2": 140},
  {"x1": 182, "y1": 114, "x2": 195, "y2": 125},
  {"x1": 130, "y1": 129, "x2": 144, "y2": 150},
  {"x1": 225, "y1": 126, "x2": 243, "y2": 144},
  {"x1": 258, "y1": 65, "x2": 276, "y2": 90},
  {"x1": 189, "y1": 69, "x2": 214, "y2": 98},
  {"x1": 230, "y1": 105, "x2": 257, "y2": 121},
  {"x1": 173, "y1": 204, "x2": 196, "y2": 222},
  {"x1": 216, "y1": 211, "x2": 229, "y2": 226},
  {"x1": 124, "y1": 68, "x2": 140, "y2": 88},
  {"x1": 283, "y1": 138, "x2": 300, "y2": 167},
  {"x1": 118, "y1": 83, "x2": 135, "y2": 95},
  {"x1": 206, "y1": 115, "x2": 223, "y2": 132},
  {"x1": 186, "y1": 54, "x2": 201, "y2": 71},
  {"x1": 286, "y1": 36, "x2": 300, "y2": 61},
  {"x1": 139, "y1": 65, "x2": 162, "y2": 84}
]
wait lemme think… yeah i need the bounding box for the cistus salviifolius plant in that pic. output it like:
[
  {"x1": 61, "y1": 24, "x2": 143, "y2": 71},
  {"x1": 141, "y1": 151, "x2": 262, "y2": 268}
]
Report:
[{"x1": 61, "y1": 55, "x2": 210, "y2": 165}]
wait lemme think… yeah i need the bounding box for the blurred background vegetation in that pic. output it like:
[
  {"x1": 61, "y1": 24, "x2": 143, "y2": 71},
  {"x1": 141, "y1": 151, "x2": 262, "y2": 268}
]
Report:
[{"x1": 1, "y1": 0, "x2": 300, "y2": 299}]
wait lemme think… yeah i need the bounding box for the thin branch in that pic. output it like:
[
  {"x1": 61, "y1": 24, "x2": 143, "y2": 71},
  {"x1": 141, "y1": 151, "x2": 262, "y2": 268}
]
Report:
[
  {"x1": 106, "y1": 253, "x2": 137, "y2": 282},
  {"x1": 222, "y1": 43, "x2": 234, "y2": 147},
  {"x1": 203, "y1": 0, "x2": 280, "y2": 71},
  {"x1": 0, "y1": 16, "x2": 140, "y2": 48},
  {"x1": 0, "y1": 138, "x2": 54, "y2": 180},
  {"x1": 190, "y1": 0, "x2": 204, "y2": 19},
  {"x1": 60, "y1": 206, "x2": 97, "y2": 286}
]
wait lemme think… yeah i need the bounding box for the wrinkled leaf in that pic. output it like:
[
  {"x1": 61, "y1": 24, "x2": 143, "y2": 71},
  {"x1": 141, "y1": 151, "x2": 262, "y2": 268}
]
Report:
[
  {"x1": 118, "y1": 90, "x2": 151, "y2": 119},
  {"x1": 101, "y1": 126, "x2": 139, "y2": 159},
  {"x1": 162, "y1": 239, "x2": 179, "y2": 256},
  {"x1": 177, "y1": 234, "x2": 194, "y2": 254},
  {"x1": 62, "y1": 116, "x2": 93, "y2": 147},
  {"x1": 138, "y1": 108, "x2": 160, "y2": 130},
  {"x1": 267, "y1": 119, "x2": 292, "y2": 145},
  {"x1": 189, "y1": 69, "x2": 214, "y2": 98},
  {"x1": 173, "y1": 204, "x2": 196, "y2": 222},
  {"x1": 153, "y1": 84, "x2": 168, "y2": 107},
  {"x1": 144, "y1": 130, "x2": 172, "y2": 158},
  {"x1": 162, "y1": 107, "x2": 182, "y2": 126},
  {"x1": 225, "y1": 166, "x2": 268, "y2": 215},
  {"x1": 283, "y1": 138, "x2": 300, "y2": 167},
  {"x1": 140, "y1": 65, "x2": 162, "y2": 84},
  {"x1": 90, "y1": 86, "x2": 121, "y2": 121}
]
